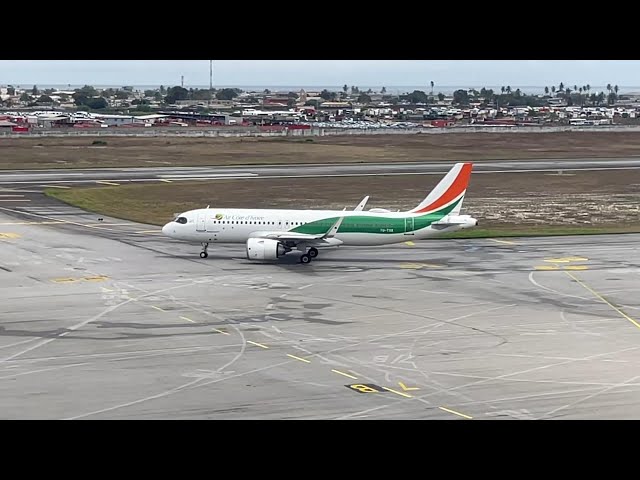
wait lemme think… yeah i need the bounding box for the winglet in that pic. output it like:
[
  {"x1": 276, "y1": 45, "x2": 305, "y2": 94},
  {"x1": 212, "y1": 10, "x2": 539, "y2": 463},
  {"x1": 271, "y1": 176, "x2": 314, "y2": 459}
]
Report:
[
  {"x1": 354, "y1": 196, "x2": 369, "y2": 211},
  {"x1": 322, "y1": 216, "x2": 344, "y2": 238}
]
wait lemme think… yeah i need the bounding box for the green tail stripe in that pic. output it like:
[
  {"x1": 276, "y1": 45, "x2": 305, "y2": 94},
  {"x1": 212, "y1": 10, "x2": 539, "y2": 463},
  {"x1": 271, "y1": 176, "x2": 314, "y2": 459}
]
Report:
[{"x1": 291, "y1": 197, "x2": 462, "y2": 235}]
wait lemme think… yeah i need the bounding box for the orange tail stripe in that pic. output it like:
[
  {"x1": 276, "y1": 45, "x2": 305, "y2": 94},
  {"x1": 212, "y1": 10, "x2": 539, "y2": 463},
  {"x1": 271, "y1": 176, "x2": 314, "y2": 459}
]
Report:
[{"x1": 414, "y1": 162, "x2": 473, "y2": 213}]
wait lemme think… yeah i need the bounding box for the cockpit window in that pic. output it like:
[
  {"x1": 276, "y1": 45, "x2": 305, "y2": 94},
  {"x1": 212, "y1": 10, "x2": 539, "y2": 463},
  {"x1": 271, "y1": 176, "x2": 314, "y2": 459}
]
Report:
[{"x1": 175, "y1": 217, "x2": 188, "y2": 224}]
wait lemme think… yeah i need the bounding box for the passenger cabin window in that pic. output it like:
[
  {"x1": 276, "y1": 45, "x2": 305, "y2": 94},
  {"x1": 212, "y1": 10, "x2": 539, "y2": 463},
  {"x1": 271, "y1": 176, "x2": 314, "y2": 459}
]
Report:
[{"x1": 175, "y1": 217, "x2": 188, "y2": 224}]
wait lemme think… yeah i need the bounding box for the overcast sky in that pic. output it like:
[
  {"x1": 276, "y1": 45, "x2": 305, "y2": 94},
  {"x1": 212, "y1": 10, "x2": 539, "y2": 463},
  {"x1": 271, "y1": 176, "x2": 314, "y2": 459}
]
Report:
[{"x1": 1, "y1": 60, "x2": 638, "y2": 87}]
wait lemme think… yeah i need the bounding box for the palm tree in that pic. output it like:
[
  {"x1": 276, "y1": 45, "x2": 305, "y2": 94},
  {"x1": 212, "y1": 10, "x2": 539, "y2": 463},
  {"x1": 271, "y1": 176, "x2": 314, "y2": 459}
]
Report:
[
  {"x1": 614, "y1": 85, "x2": 619, "y2": 95},
  {"x1": 430, "y1": 81, "x2": 434, "y2": 96},
  {"x1": 574, "y1": 84, "x2": 577, "y2": 92},
  {"x1": 607, "y1": 83, "x2": 612, "y2": 94},
  {"x1": 506, "y1": 86, "x2": 511, "y2": 94},
  {"x1": 545, "y1": 86, "x2": 549, "y2": 95},
  {"x1": 501, "y1": 86, "x2": 505, "y2": 94},
  {"x1": 552, "y1": 86, "x2": 556, "y2": 95},
  {"x1": 559, "y1": 82, "x2": 564, "y2": 93}
]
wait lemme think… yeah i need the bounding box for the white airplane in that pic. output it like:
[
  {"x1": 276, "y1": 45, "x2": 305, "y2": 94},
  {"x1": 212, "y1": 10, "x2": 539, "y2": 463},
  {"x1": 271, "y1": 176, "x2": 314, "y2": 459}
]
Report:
[{"x1": 161, "y1": 162, "x2": 478, "y2": 264}]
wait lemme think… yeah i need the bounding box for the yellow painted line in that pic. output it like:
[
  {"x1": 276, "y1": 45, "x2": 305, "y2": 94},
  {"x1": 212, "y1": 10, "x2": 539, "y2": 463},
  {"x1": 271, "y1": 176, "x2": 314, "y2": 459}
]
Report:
[
  {"x1": 489, "y1": 238, "x2": 517, "y2": 245},
  {"x1": 159, "y1": 179, "x2": 172, "y2": 183},
  {"x1": 404, "y1": 241, "x2": 415, "y2": 246},
  {"x1": 180, "y1": 316, "x2": 196, "y2": 323},
  {"x1": 0, "y1": 221, "x2": 63, "y2": 225},
  {"x1": 398, "y1": 382, "x2": 420, "y2": 391},
  {"x1": 0, "y1": 199, "x2": 30, "y2": 202},
  {"x1": 101, "y1": 287, "x2": 113, "y2": 292},
  {"x1": 212, "y1": 328, "x2": 230, "y2": 335},
  {"x1": 331, "y1": 369, "x2": 358, "y2": 380},
  {"x1": 400, "y1": 263, "x2": 444, "y2": 269},
  {"x1": 534, "y1": 265, "x2": 559, "y2": 270},
  {"x1": 84, "y1": 275, "x2": 108, "y2": 282},
  {"x1": 545, "y1": 256, "x2": 589, "y2": 263},
  {"x1": 96, "y1": 181, "x2": 119, "y2": 186},
  {"x1": 41, "y1": 185, "x2": 71, "y2": 188},
  {"x1": 565, "y1": 271, "x2": 640, "y2": 330},
  {"x1": 151, "y1": 305, "x2": 166, "y2": 312},
  {"x1": 563, "y1": 265, "x2": 588, "y2": 271},
  {"x1": 287, "y1": 354, "x2": 311, "y2": 363},
  {"x1": 247, "y1": 340, "x2": 269, "y2": 349},
  {"x1": 0, "y1": 233, "x2": 21, "y2": 239},
  {"x1": 52, "y1": 277, "x2": 77, "y2": 283},
  {"x1": 439, "y1": 406, "x2": 473, "y2": 419},
  {"x1": 382, "y1": 386, "x2": 413, "y2": 398}
]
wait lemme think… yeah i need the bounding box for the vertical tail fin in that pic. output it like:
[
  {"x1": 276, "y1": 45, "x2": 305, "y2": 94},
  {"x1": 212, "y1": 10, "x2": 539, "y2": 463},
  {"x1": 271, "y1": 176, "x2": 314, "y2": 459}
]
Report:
[{"x1": 409, "y1": 162, "x2": 473, "y2": 214}]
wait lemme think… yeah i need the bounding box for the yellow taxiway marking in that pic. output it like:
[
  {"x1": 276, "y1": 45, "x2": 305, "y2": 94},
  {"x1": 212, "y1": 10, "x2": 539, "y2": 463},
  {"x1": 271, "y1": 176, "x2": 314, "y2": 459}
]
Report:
[
  {"x1": 332, "y1": 369, "x2": 358, "y2": 380},
  {"x1": 439, "y1": 406, "x2": 473, "y2": 419},
  {"x1": 101, "y1": 287, "x2": 113, "y2": 292},
  {"x1": 212, "y1": 328, "x2": 230, "y2": 335},
  {"x1": 565, "y1": 271, "x2": 640, "y2": 330},
  {"x1": 52, "y1": 277, "x2": 77, "y2": 283},
  {"x1": 0, "y1": 232, "x2": 21, "y2": 239},
  {"x1": 40, "y1": 185, "x2": 71, "y2": 189},
  {"x1": 545, "y1": 256, "x2": 588, "y2": 263},
  {"x1": 180, "y1": 316, "x2": 196, "y2": 323},
  {"x1": 0, "y1": 199, "x2": 30, "y2": 202},
  {"x1": 563, "y1": 265, "x2": 588, "y2": 270},
  {"x1": 96, "y1": 181, "x2": 119, "y2": 186},
  {"x1": 151, "y1": 305, "x2": 166, "y2": 312},
  {"x1": 398, "y1": 382, "x2": 420, "y2": 391},
  {"x1": 382, "y1": 387, "x2": 413, "y2": 398},
  {"x1": 489, "y1": 238, "x2": 517, "y2": 245},
  {"x1": 400, "y1": 262, "x2": 445, "y2": 269},
  {"x1": 287, "y1": 354, "x2": 311, "y2": 363},
  {"x1": 0, "y1": 221, "x2": 63, "y2": 225},
  {"x1": 404, "y1": 241, "x2": 415, "y2": 246},
  {"x1": 247, "y1": 340, "x2": 269, "y2": 349},
  {"x1": 84, "y1": 275, "x2": 108, "y2": 282},
  {"x1": 158, "y1": 179, "x2": 172, "y2": 183}
]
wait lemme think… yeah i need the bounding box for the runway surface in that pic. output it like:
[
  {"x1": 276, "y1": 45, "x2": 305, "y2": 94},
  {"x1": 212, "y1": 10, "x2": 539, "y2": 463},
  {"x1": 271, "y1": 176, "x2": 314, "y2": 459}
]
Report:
[
  {"x1": 1, "y1": 196, "x2": 639, "y2": 419},
  {"x1": 2, "y1": 157, "x2": 640, "y2": 187}
]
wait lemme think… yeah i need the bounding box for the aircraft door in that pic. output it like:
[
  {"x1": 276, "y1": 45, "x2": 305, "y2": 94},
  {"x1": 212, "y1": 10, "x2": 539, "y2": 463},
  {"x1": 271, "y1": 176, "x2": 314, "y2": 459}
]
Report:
[
  {"x1": 404, "y1": 216, "x2": 415, "y2": 235},
  {"x1": 196, "y1": 212, "x2": 206, "y2": 232}
]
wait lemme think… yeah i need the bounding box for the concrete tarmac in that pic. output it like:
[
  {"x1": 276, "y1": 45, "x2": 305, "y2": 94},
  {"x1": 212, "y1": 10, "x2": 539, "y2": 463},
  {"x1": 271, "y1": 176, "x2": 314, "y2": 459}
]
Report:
[
  {"x1": 2, "y1": 157, "x2": 640, "y2": 187},
  {"x1": 1, "y1": 199, "x2": 639, "y2": 419}
]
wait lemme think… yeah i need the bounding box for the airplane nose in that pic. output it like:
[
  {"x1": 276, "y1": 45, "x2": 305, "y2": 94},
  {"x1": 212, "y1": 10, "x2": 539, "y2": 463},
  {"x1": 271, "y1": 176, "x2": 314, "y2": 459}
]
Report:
[{"x1": 162, "y1": 223, "x2": 171, "y2": 236}]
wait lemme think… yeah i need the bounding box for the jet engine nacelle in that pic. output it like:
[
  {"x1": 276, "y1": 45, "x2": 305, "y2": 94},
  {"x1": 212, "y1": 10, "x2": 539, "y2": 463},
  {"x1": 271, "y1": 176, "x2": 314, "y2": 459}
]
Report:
[{"x1": 246, "y1": 238, "x2": 287, "y2": 261}]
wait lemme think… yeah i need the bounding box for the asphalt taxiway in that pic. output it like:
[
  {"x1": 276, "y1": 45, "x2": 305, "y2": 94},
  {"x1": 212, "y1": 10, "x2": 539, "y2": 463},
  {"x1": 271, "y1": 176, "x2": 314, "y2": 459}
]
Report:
[
  {"x1": 1, "y1": 196, "x2": 639, "y2": 419},
  {"x1": 2, "y1": 157, "x2": 640, "y2": 188}
]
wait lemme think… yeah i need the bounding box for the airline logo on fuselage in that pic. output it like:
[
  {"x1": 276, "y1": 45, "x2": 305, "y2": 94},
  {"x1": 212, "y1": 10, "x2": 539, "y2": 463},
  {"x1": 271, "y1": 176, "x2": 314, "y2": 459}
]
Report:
[{"x1": 214, "y1": 213, "x2": 266, "y2": 221}]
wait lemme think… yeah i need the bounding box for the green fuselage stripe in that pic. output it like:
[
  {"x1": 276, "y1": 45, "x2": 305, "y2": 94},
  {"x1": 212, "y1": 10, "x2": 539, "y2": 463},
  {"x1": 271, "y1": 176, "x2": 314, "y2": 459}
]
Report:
[{"x1": 291, "y1": 197, "x2": 461, "y2": 235}]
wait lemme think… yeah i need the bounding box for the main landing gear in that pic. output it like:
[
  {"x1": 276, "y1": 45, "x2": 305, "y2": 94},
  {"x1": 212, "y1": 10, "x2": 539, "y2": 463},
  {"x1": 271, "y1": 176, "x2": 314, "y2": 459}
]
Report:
[
  {"x1": 200, "y1": 242, "x2": 209, "y2": 258},
  {"x1": 300, "y1": 247, "x2": 319, "y2": 264}
]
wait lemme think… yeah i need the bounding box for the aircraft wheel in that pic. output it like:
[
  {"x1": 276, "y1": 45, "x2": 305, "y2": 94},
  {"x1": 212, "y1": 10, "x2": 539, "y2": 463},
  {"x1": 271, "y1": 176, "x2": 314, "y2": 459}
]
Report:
[
  {"x1": 308, "y1": 247, "x2": 318, "y2": 258},
  {"x1": 300, "y1": 254, "x2": 311, "y2": 264},
  {"x1": 200, "y1": 252, "x2": 208, "y2": 258}
]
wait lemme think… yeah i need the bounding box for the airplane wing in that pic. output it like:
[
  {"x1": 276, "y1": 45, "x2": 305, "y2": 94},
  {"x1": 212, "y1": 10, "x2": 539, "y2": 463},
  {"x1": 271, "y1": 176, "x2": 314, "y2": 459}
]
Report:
[{"x1": 251, "y1": 216, "x2": 345, "y2": 244}]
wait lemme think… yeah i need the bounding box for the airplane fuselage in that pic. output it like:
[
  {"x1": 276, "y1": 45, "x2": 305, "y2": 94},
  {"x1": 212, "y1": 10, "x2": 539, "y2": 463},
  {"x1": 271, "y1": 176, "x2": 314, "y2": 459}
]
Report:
[{"x1": 162, "y1": 207, "x2": 478, "y2": 247}]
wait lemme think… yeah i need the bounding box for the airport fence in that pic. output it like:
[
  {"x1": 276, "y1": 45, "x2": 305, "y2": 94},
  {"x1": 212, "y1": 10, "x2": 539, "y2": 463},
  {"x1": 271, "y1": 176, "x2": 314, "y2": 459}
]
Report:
[{"x1": 3, "y1": 125, "x2": 640, "y2": 138}]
